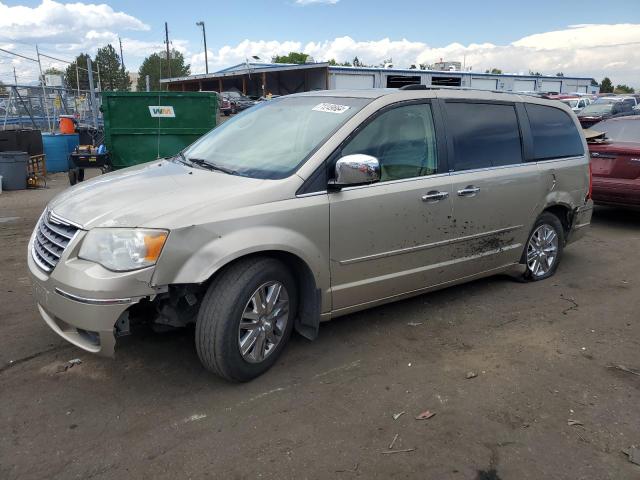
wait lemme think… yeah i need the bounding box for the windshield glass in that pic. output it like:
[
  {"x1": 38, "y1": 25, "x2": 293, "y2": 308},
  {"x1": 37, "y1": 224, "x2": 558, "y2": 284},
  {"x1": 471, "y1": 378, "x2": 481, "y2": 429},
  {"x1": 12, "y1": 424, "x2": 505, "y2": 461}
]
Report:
[
  {"x1": 561, "y1": 99, "x2": 578, "y2": 108},
  {"x1": 182, "y1": 96, "x2": 370, "y2": 179},
  {"x1": 593, "y1": 97, "x2": 618, "y2": 105},
  {"x1": 581, "y1": 103, "x2": 614, "y2": 115},
  {"x1": 594, "y1": 119, "x2": 640, "y2": 142}
]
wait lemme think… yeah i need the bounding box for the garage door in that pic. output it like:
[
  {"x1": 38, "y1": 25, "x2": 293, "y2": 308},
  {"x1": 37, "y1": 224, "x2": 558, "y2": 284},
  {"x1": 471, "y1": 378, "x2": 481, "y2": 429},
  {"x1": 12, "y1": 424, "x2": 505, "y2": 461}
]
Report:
[
  {"x1": 333, "y1": 74, "x2": 375, "y2": 89},
  {"x1": 513, "y1": 79, "x2": 536, "y2": 92},
  {"x1": 471, "y1": 78, "x2": 498, "y2": 90},
  {"x1": 540, "y1": 80, "x2": 562, "y2": 93}
]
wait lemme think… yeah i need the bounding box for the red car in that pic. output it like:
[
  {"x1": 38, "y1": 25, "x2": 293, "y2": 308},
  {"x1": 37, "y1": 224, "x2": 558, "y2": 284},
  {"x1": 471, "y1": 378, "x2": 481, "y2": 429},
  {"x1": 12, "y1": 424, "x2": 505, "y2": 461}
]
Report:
[{"x1": 588, "y1": 115, "x2": 640, "y2": 207}]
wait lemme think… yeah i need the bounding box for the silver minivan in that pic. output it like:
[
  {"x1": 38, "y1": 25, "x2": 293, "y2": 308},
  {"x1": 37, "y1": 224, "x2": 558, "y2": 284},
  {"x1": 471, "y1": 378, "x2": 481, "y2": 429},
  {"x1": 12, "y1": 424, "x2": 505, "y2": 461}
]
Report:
[{"x1": 28, "y1": 88, "x2": 593, "y2": 381}]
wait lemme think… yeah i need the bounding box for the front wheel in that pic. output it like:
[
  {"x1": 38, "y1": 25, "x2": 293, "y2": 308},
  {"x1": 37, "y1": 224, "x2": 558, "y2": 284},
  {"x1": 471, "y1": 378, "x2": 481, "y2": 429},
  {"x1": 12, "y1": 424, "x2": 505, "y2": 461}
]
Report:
[
  {"x1": 523, "y1": 212, "x2": 565, "y2": 281},
  {"x1": 195, "y1": 258, "x2": 297, "y2": 382}
]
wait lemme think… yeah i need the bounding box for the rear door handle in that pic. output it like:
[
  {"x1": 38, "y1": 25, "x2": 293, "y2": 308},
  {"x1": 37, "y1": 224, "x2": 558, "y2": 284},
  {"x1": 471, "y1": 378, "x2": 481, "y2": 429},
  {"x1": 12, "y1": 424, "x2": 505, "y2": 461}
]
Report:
[
  {"x1": 421, "y1": 191, "x2": 449, "y2": 202},
  {"x1": 457, "y1": 186, "x2": 480, "y2": 197}
]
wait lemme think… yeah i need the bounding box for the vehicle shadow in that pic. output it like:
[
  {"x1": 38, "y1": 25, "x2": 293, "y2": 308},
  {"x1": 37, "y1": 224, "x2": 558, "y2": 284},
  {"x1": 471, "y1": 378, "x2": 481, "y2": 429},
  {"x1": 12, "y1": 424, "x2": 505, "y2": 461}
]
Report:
[
  {"x1": 591, "y1": 205, "x2": 640, "y2": 229},
  {"x1": 114, "y1": 272, "x2": 520, "y2": 387}
]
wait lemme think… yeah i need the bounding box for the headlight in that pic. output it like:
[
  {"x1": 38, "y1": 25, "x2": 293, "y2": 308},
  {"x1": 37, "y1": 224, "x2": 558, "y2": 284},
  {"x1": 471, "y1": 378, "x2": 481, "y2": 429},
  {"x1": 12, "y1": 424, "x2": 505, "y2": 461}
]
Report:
[{"x1": 79, "y1": 228, "x2": 168, "y2": 271}]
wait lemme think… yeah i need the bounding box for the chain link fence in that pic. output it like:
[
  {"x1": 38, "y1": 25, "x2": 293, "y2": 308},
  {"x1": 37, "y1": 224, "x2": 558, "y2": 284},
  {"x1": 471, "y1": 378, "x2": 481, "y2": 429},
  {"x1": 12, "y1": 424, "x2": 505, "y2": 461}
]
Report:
[{"x1": 1, "y1": 84, "x2": 102, "y2": 131}]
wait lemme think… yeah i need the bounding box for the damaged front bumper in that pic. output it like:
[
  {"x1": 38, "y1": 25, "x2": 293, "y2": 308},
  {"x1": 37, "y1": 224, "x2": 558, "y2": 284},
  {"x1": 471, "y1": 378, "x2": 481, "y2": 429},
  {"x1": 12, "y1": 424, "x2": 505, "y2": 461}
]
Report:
[{"x1": 28, "y1": 230, "x2": 163, "y2": 357}]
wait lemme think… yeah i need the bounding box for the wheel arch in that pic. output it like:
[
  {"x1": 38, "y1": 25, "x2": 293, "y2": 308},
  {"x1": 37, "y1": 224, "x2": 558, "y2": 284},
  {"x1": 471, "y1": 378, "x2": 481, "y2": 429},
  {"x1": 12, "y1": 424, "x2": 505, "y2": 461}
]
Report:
[{"x1": 203, "y1": 249, "x2": 322, "y2": 341}]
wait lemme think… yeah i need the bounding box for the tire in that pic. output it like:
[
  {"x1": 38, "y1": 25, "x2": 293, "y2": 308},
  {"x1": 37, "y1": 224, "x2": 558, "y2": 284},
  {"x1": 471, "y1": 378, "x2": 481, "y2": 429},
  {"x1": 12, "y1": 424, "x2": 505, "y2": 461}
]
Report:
[
  {"x1": 522, "y1": 212, "x2": 565, "y2": 281},
  {"x1": 196, "y1": 257, "x2": 297, "y2": 382},
  {"x1": 68, "y1": 168, "x2": 77, "y2": 185}
]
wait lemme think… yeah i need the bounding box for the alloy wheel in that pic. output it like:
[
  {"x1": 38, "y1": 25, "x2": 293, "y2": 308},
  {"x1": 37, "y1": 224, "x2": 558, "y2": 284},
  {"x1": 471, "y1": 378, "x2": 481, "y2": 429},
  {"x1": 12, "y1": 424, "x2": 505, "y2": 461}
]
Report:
[
  {"x1": 238, "y1": 281, "x2": 289, "y2": 363},
  {"x1": 526, "y1": 224, "x2": 559, "y2": 277}
]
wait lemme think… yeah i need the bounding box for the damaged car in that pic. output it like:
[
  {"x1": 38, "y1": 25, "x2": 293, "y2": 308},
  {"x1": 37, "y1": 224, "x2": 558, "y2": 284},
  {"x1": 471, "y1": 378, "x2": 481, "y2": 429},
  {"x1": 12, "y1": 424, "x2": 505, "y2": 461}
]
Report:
[{"x1": 28, "y1": 88, "x2": 593, "y2": 381}]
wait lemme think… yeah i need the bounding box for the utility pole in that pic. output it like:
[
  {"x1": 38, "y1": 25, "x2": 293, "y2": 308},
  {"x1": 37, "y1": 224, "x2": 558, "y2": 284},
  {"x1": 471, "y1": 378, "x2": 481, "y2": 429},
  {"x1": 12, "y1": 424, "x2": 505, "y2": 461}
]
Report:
[
  {"x1": 196, "y1": 21, "x2": 208, "y2": 74},
  {"x1": 87, "y1": 57, "x2": 98, "y2": 128},
  {"x1": 75, "y1": 63, "x2": 81, "y2": 96},
  {"x1": 35, "y1": 44, "x2": 52, "y2": 132},
  {"x1": 13, "y1": 66, "x2": 17, "y2": 85},
  {"x1": 164, "y1": 22, "x2": 172, "y2": 80},
  {"x1": 118, "y1": 36, "x2": 125, "y2": 70},
  {"x1": 145, "y1": 75, "x2": 150, "y2": 92},
  {"x1": 96, "y1": 62, "x2": 102, "y2": 91}
]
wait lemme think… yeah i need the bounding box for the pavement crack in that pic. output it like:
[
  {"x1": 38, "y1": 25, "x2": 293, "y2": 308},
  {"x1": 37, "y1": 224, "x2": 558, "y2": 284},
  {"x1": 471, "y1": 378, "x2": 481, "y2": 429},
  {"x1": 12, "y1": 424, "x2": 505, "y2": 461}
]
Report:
[{"x1": 0, "y1": 345, "x2": 70, "y2": 374}]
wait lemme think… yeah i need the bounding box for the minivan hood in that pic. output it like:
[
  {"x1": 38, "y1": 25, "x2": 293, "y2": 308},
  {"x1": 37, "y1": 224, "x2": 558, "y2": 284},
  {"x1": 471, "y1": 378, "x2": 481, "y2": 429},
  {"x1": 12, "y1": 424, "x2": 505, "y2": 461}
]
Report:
[{"x1": 49, "y1": 160, "x2": 270, "y2": 229}]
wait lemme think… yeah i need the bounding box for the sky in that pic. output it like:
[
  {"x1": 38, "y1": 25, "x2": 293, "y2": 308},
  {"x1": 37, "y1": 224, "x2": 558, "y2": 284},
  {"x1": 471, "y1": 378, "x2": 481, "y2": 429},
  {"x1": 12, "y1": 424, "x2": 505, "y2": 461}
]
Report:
[{"x1": 0, "y1": 0, "x2": 639, "y2": 87}]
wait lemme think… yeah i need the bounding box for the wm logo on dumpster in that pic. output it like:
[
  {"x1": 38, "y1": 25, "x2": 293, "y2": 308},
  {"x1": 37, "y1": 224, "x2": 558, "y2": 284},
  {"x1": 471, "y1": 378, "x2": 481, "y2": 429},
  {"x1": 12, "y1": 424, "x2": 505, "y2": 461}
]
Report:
[{"x1": 148, "y1": 106, "x2": 175, "y2": 118}]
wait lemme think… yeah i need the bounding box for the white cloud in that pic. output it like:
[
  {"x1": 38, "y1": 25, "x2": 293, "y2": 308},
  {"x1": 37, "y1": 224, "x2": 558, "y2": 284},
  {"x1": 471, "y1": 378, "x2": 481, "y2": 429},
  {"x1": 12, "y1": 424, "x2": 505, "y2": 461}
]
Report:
[
  {"x1": 0, "y1": 0, "x2": 149, "y2": 43},
  {"x1": 295, "y1": 0, "x2": 339, "y2": 5},
  {"x1": 187, "y1": 24, "x2": 640, "y2": 87}
]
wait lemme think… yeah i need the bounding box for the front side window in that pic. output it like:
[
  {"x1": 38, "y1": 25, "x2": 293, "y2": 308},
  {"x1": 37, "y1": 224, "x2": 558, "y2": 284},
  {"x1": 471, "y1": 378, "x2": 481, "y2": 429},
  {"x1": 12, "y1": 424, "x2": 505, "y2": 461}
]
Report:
[
  {"x1": 444, "y1": 102, "x2": 522, "y2": 170},
  {"x1": 525, "y1": 104, "x2": 584, "y2": 160},
  {"x1": 183, "y1": 96, "x2": 369, "y2": 179},
  {"x1": 341, "y1": 103, "x2": 438, "y2": 181}
]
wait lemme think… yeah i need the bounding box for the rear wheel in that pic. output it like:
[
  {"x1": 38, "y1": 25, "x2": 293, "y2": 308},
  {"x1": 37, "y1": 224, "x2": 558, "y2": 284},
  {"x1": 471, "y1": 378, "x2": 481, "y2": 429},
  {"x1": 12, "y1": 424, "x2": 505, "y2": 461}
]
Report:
[
  {"x1": 195, "y1": 258, "x2": 297, "y2": 382},
  {"x1": 523, "y1": 212, "x2": 564, "y2": 281}
]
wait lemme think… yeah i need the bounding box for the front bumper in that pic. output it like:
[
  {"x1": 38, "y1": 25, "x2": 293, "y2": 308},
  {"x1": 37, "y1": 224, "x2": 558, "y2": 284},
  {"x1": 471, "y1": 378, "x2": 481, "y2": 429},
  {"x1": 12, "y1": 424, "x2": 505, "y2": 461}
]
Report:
[
  {"x1": 566, "y1": 200, "x2": 594, "y2": 245},
  {"x1": 28, "y1": 229, "x2": 161, "y2": 357}
]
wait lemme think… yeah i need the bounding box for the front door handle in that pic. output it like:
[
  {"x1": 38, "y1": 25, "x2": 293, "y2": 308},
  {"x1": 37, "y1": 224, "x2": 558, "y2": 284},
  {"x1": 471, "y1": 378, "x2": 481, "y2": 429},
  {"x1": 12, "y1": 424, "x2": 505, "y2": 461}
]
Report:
[
  {"x1": 422, "y1": 191, "x2": 449, "y2": 202},
  {"x1": 457, "y1": 186, "x2": 480, "y2": 197}
]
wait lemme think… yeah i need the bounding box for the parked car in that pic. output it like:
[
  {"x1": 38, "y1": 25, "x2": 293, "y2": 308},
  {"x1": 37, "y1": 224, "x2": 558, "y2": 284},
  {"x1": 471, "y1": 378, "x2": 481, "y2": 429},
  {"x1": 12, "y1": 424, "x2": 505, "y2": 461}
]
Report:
[
  {"x1": 221, "y1": 91, "x2": 256, "y2": 113},
  {"x1": 588, "y1": 115, "x2": 640, "y2": 207},
  {"x1": 28, "y1": 89, "x2": 593, "y2": 381},
  {"x1": 219, "y1": 95, "x2": 233, "y2": 116},
  {"x1": 578, "y1": 97, "x2": 636, "y2": 128},
  {"x1": 557, "y1": 96, "x2": 590, "y2": 113}
]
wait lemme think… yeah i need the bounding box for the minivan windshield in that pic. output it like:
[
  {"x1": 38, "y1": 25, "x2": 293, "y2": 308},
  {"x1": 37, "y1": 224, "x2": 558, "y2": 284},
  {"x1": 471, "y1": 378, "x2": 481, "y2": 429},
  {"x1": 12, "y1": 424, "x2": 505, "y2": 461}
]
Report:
[{"x1": 183, "y1": 96, "x2": 370, "y2": 179}]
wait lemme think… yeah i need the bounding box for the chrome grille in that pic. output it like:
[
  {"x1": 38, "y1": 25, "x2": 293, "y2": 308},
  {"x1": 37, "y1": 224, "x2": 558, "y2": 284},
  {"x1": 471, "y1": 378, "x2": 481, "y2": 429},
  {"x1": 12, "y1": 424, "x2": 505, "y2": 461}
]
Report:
[{"x1": 31, "y1": 211, "x2": 79, "y2": 273}]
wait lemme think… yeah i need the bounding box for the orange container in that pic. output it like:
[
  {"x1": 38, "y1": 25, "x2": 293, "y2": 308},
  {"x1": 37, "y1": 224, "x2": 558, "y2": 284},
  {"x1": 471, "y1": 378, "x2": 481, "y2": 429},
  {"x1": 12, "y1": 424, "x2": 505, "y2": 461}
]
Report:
[{"x1": 59, "y1": 116, "x2": 75, "y2": 134}]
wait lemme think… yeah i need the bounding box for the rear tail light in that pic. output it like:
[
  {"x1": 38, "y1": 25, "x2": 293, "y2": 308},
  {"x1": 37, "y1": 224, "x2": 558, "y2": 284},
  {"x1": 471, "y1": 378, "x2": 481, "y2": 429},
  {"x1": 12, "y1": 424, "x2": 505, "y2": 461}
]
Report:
[{"x1": 587, "y1": 159, "x2": 593, "y2": 201}]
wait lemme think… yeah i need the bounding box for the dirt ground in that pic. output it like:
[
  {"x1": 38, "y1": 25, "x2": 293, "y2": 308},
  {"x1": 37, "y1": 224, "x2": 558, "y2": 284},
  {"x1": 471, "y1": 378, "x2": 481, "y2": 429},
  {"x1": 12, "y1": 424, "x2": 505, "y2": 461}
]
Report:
[{"x1": 1, "y1": 172, "x2": 639, "y2": 480}]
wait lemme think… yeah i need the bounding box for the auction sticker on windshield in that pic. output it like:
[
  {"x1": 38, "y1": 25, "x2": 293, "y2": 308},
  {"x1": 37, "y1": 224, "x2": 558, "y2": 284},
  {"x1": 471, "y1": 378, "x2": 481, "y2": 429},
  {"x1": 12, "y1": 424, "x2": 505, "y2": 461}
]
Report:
[{"x1": 312, "y1": 103, "x2": 350, "y2": 114}]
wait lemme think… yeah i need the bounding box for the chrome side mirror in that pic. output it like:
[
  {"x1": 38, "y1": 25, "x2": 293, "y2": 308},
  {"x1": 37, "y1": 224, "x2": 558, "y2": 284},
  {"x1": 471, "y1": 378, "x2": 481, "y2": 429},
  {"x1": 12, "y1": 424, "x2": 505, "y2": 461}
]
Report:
[{"x1": 332, "y1": 154, "x2": 380, "y2": 188}]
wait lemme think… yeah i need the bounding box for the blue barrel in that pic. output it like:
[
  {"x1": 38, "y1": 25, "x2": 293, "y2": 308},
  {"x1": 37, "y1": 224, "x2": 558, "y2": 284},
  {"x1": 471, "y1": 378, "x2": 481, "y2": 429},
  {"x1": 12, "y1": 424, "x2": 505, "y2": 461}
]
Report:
[{"x1": 42, "y1": 133, "x2": 79, "y2": 173}]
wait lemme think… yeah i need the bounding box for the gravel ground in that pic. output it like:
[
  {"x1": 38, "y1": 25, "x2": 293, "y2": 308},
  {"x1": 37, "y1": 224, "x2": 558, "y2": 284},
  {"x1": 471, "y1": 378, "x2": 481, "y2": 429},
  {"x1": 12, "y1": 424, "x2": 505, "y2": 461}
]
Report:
[{"x1": 1, "y1": 171, "x2": 639, "y2": 480}]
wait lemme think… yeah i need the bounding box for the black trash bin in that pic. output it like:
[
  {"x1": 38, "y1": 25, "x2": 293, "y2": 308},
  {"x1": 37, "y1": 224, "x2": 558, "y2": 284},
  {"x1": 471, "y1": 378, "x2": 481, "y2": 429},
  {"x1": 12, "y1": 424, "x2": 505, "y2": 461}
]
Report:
[{"x1": 0, "y1": 151, "x2": 28, "y2": 191}]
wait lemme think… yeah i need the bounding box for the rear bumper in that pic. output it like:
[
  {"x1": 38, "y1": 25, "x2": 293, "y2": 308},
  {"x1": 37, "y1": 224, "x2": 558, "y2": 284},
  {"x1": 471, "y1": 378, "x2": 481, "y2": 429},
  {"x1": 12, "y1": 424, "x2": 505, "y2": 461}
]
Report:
[
  {"x1": 592, "y1": 180, "x2": 640, "y2": 207},
  {"x1": 566, "y1": 200, "x2": 593, "y2": 245}
]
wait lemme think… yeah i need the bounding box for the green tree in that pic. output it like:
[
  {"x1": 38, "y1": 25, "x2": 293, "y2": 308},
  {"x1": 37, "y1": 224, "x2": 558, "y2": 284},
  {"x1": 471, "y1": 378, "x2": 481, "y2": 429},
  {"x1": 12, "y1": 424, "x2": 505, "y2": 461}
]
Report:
[
  {"x1": 95, "y1": 44, "x2": 130, "y2": 91},
  {"x1": 137, "y1": 50, "x2": 190, "y2": 91},
  {"x1": 272, "y1": 52, "x2": 308, "y2": 64},
  {"x1": 327, "y1": 58, "x2": 352, "y2": 66},
  {"x1": 485, "y1": 68, "x2": 503, "y2": 74},
  {"x1": 614, "y1": 84, "x2": 635, "y2": 94},
  {"x1": 0, "y1": 80, "x2": 5, "y2": 94},
  {"x1": 44, "y1": 67, "x2": 64, "y2": 75},
  {"x1": 556, "y1": 72, "x2": 564, "y2": 77},
  {"x1": 65, "y1": 53, "x2": 92, "y2": 91},
  {"x1": 529, "y1": 70, "x2": 541, "y2": 76},
  {"x1": 599, "y1": 77, "x2": 614, "y2": 93}
]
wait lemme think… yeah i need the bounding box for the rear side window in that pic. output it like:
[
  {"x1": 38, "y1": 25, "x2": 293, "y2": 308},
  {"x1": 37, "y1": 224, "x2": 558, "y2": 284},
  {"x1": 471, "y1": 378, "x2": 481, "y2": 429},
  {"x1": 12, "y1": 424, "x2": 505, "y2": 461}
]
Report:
[
  {"x1": 444, "y1": 102, "x2": 522, "y2": 171},
  {"x1": 525, "y1": 104, "x2": 584, "y2": 160}
]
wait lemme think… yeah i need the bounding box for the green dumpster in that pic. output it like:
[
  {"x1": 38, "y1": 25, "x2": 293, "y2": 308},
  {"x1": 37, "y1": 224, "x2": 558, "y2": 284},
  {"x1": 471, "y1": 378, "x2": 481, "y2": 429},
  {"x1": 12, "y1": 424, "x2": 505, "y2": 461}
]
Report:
[{"x1": 101, "y1": 91, "x2": 218, "y2": 169}]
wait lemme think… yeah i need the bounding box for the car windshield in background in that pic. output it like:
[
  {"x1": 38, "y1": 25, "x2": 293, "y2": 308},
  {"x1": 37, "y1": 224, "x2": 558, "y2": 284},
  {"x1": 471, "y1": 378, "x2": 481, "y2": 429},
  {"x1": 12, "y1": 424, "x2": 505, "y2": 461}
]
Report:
[
  {"x1": 182, "y1": 96, "x2": 370, "y2": 179},
  {"x1": 594, "y1": 119, "x2": 640, "y2": 143},
  {"x1": 562, "y1": 99, "x2": 578, "y2": 108},
  {"x1": 593, "y1": 98, "x2": 619, "y2": 105},
  {"x1": 581, "y1": 103, "x2": 614, "y2": 115}
]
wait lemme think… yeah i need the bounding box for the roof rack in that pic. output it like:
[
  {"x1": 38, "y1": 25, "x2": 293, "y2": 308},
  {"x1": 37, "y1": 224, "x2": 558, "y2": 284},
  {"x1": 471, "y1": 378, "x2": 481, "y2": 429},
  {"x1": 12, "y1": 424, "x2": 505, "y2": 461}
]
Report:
[{"x1": 397, "y1": 84, "x2": 554, "y2": 99}]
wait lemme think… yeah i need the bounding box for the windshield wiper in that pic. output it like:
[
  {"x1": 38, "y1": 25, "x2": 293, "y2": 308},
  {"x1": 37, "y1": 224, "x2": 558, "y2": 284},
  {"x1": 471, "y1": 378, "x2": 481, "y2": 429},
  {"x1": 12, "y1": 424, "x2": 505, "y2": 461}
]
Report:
[{"x1": 187, "y1": 157, "x2": 239, "y2": 175}]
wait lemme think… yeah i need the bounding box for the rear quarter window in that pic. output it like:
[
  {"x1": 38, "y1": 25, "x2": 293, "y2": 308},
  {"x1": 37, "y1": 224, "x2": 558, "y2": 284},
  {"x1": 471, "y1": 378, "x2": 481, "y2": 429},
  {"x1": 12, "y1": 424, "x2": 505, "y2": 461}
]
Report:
[{"x1": 525, "y1": 104, "x2": 584, "y2": 160}]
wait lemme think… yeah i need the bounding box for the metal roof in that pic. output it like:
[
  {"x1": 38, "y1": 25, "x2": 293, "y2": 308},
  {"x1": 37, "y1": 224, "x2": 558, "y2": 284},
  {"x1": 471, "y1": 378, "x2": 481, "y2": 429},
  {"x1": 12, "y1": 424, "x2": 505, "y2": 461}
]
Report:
[
  {"x1": 160, "y1": 62, "x2": 330, "y2": 83},
  {"x1": 160, "y1": 62, "x2": 596, "y2": 84}
]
